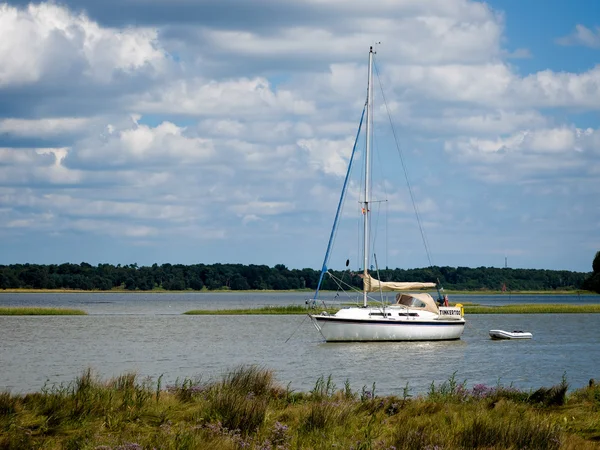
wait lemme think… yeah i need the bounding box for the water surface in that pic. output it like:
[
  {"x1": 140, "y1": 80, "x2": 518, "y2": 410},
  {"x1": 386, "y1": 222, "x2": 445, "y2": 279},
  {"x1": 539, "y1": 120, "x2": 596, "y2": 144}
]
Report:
[{"x1": 1, "y1": 292, "x2": 599, "y2": 395}]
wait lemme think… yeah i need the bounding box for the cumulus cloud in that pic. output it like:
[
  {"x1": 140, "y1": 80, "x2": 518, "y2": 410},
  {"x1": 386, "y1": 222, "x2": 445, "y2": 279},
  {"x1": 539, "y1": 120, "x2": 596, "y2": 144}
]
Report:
[
  {"x1": 134, "y1": 77, "x2": 315, "y2": 116},
  {"x1": 556, "y1": 24, "x2": 600, "y2": 49},
  {"x1": 204, "y1": 11, "x2": 502, "y2": 66},
  {"x1": 0, "y1": 147, "x2": 82, "y2": 185},
  {"x1": 66, "y1": 119, "x2": 215, "y2": 169},
  {"x1": 0, "y1": 3, "x2": 168, "y2": 87},
  {"x1": 0, "y1": 0, "x2": 597, "y2": 270},
  {"x1": 0, "y1": 118, "x2": 90, "y2": 137},
  {"x1": 384, "y1": 63, "x2": 600, "y2": 110},
  {"x1": 445, "y1": 127, "x2": 600, "y2": 183},
  {"x1": 297, "y1": 138, "x2": 355, "y2": 176}
]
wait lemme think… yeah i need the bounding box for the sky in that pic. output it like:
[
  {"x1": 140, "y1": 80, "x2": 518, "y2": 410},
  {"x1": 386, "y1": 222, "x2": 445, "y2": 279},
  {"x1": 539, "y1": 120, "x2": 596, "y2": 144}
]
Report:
[{"x1": 0, "y1": 0, "x2": 598, "y2": 272}]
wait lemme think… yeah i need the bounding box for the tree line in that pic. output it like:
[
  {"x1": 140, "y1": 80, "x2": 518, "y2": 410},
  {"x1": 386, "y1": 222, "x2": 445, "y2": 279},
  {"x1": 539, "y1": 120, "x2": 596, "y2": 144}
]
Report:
[
  {"x1": 0, "y1": 261, "x2": 594, "y2": 292},
  {"x1": 582, "y1": 251, "x2": 600, "y2": 294}
]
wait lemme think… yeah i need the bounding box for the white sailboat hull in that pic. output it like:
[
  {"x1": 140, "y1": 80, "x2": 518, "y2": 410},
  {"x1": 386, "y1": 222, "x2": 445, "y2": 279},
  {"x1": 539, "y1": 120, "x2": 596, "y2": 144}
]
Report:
[{"x1": 311, "y1": 308, "x2": 465, "y2": 342}]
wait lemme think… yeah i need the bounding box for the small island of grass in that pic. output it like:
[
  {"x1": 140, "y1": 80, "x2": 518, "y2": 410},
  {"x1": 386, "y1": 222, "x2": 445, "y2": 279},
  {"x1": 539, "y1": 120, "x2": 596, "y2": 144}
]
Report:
[
  {"x1": 0, "y1": 307, "x2": 87, "y2": 316},
  {"x1": 184, "y1": 303, "x2": 600, "y2": 315},
  {"x1": 184, "y1": 305, "x2": 337, "y2": 315}
]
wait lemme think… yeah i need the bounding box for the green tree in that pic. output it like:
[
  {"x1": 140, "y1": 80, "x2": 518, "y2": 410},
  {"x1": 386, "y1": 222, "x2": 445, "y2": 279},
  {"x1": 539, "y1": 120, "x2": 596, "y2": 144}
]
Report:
[
  {"x1": 125, "y1": 278, "x2": 137, "y2": 290},
  {"x1": 583, "y1": 251, "x2": 600, "y2": 294},
  {"x1": 593, "y1": 251, "x2": 600, "y2": 274}
]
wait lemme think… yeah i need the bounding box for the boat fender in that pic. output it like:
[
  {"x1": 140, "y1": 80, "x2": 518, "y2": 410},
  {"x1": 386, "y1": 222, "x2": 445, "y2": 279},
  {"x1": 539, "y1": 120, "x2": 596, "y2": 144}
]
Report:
[{"x1": 455, "y1": 303, "x2": 464, "y2": 317}]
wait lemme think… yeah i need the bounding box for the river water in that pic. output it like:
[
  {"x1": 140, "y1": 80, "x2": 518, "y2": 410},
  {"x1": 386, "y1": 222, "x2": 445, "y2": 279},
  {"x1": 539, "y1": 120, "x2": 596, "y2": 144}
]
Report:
[{"x1": 1, "y1": 292, "x2": 599, "y2": 396}]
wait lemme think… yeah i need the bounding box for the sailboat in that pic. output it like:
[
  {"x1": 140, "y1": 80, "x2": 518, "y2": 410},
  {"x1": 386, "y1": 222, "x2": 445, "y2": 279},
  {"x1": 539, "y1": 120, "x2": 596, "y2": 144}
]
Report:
[{"x1": 309, "y1": 47, "x2": 465, "y2": 342}]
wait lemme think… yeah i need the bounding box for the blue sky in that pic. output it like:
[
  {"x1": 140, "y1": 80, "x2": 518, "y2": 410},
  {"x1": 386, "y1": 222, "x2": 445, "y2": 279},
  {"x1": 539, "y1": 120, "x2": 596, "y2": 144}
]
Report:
[{"x1": 0, "y1": 0, "x2": 598, "y2": 272}]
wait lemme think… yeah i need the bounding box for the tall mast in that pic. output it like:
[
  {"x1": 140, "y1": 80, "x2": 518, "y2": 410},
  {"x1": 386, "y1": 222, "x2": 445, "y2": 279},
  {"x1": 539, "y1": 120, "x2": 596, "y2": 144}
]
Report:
[{"x1": 362, "y1": 46, "x2": 374, "y2": 308}]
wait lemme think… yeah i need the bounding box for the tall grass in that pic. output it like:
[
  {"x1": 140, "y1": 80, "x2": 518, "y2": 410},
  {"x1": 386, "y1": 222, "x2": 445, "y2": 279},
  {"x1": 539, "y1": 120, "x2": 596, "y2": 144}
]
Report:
[
  {"x1": 0, "y1": 307, "x2": 87, "y2": 315},
  {"x1": 205, "y1": 365, "x2": 275, "y2": 433},
  {"x1": 184, "y1": 305, "x2": 337, "y2": 315},
  {"x1": 1, "y1": 367, "x2": 599, "y2": 449}
]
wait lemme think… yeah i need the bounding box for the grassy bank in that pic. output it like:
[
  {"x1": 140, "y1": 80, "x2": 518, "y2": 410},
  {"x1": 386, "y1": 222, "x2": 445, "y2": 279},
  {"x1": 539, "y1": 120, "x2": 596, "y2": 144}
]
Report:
[
  {"x1": 0, "y1": 307, "x2": 87, "y2": 315},
  {"x1": 445, "y1": 290, "x2": 595, "y2": 295},
  {"x1": 183, "y1": 303, "x2": 600, "y2": 315},
  {"x1": 184, "y1": 305, "x2": 337, "y2": 315},
  {"x1": 1, "y1": 366, "x2": 599, "y2": 449},
  {"x1": 464, "y1": 304, "x2": 600, "y2": 314}
]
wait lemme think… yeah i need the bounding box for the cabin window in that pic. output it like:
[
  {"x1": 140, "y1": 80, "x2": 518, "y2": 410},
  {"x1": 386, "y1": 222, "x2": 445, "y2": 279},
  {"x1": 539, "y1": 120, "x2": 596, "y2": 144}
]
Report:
[{"x1": 397, "y1": 295, "x2": 427, "y2": 308}]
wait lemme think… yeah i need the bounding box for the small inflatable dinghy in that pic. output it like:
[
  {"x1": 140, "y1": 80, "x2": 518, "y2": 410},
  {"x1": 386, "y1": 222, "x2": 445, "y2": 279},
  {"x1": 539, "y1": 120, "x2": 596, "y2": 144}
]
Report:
[{"x1": 489, "y1": 329, "x2": 533, "y2": 340}]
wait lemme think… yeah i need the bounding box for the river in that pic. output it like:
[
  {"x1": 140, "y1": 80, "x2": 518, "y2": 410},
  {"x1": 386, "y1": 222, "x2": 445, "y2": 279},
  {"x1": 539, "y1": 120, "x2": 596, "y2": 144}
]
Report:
[{"x1": 1, "y1": 292, "x2": 599, "y2": 395}]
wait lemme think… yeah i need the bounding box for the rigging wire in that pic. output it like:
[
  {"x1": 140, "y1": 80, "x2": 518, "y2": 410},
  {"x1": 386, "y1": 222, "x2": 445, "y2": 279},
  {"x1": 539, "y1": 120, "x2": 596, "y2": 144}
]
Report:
[
  {"x1": 312, "y1": 102, "x2": 367, "y2": 304},
  {"x1": 385, "y1": 200, "x2": 389, "y2": 270},
  {"x1": 326, "y1": 270, "x2": 390, "y2": 306},
  {"x1": 373, "y1": 57, "x2": 436, "y2": 270},
  {"x1": 371, "y1": 124, "x2": 391, "y2": 273}
]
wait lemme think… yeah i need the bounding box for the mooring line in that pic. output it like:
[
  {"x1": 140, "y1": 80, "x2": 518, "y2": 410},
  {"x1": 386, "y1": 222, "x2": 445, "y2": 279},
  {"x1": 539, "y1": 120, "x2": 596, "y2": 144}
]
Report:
[{"x1": 285, "y1": 313, "x2": 311, "y2": 343}]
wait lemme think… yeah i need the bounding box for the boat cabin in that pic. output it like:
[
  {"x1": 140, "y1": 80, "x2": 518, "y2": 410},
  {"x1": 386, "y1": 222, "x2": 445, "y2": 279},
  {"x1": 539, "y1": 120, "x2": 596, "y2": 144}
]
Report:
[{"x1": 395, "y1": 293, "x2": 439, "y2": 314}]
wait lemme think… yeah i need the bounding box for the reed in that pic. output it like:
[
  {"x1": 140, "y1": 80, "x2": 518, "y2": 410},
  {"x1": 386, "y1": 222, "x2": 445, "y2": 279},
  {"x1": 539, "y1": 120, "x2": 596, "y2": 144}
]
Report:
[
  {"x1": 1, "y1": 367, "x2": 599, "y2": 449},
  {"x1": 445, "y1": 290, "x2": 594, "y2": 295},
  {"x1": 184, "y1": 305, "x2": 337, "y2": 315},
  {"x1": 464, "y1": 304, "x2": 600, "y2": 314},
  {"x1": 0, "y1": 307, "x2": 87, "y2": 315}
]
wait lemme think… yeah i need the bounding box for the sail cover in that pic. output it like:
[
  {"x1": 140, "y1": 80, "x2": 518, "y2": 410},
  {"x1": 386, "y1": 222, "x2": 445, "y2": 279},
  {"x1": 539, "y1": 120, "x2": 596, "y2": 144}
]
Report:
[{"x1": 362, "y1": 274, "x2": 436, "y2": 292}]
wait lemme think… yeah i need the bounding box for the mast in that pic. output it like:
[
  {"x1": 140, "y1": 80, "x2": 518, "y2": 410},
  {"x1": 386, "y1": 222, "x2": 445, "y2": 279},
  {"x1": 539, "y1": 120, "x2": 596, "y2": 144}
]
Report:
[{"x1": 362, "y1": 46, "x2": 374, "y2": 307}]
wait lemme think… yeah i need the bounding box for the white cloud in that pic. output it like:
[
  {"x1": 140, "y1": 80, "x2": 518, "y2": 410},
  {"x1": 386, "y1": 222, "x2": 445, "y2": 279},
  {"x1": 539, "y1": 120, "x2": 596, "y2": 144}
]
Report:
[
  {"x1": 203, "y1": 0, "x2": 502, "y2": 65},
  {"x1": 134, "y1": 77, "x2": 315, "y2": 116},
  {"x1": 556, "y1": 24, "x2": 600, "y2": 49},
  {"x1": 382, "y1": 62, "x2": 600, "y2": 110},
  {"x1": 406, "y1": 109, "x2": 547, "y2": 136},
  {"x1": 0, "y1": 2, "x2": 167, "y2": 87},
  {"x1": 69, "y1": 219, "x2": 158, "y2": 237},
  {"x1": 445, "y1": 126, "x2": 599, "y2": 183},
  {"x1": 230, "y1": 201, "x2": 295, "y2": 217},
  {"x1": 68, "y1": 121, "x2": 215, "y2": 169},
  {"x1": 450, "y1": 126, "x2": 597, "y2": 155},
  {"x1": 0, "y1": 118, "x2": 90, "y2": 137},
  {"x1": 0, "y1": 147, "x2": 82, "y2": 185},
  {"x1": 0, "y1": 0, "x2": 598, "y2": 270},
  {"x1": 297, "y1": 137, "x2": 355, "y2": 176}
]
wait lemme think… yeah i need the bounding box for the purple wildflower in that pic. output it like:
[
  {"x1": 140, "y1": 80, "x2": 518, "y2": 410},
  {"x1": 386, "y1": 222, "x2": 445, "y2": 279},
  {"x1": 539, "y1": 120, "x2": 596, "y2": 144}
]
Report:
[{"x1": 271, "y1": 421, "x2": 290, "y2": 446}]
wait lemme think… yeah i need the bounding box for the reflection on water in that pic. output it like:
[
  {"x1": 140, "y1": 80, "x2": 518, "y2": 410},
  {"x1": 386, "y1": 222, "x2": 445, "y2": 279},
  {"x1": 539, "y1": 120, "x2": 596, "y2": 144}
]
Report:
[{"x1": 0, "y1": 292, "x2": 599, "y2": 395}]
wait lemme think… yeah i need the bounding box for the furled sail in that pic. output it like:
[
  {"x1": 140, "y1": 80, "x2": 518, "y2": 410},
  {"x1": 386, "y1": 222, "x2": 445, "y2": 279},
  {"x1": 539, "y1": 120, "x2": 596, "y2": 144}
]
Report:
[{"x1": 362, "y1": 274, "x2": 436, "y2": 292}]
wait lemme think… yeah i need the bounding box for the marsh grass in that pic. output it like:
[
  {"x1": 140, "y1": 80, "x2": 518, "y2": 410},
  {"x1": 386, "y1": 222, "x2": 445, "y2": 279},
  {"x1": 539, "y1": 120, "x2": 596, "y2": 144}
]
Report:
[
  {"x1": 0, "y1": 307, "x2": 87, "y2": 315},
  {"x1": 184, "y1": 303, "x2": 600, "y2": 316},
  {"x1": 1, "y1": 367, "x2": 599, "y2": 449},
  {"x1": 445, "y1": 289, "x2": 595, "y2": 295},
  {"x1": 184, "y1": 305, "x2": 337, "y2": 315},
  {"x1": 465, "y1": 304, "x2": 600, "y2": 314}
]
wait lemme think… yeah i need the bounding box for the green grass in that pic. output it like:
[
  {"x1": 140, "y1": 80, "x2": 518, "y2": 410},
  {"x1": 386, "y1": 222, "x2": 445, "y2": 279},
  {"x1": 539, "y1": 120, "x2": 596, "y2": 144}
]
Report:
[
  {"x1": 0, "y1": 307, "x2": 87, "y2": 315},
  {"x1": 1, "y1": 367, "x2": 599, "y2": 449},
  {"x1": 464, "y1": 304, "x2": 600, "y2": 314},
  {"x1": 184, "y1": 305, "x2": 337, "y2": 315},
  {"x1": 184, "y1": 303, "x2": 600, "y2": 315},
  {"x1": 445, "y1": 289, "x2": 596, "y2": 295}
]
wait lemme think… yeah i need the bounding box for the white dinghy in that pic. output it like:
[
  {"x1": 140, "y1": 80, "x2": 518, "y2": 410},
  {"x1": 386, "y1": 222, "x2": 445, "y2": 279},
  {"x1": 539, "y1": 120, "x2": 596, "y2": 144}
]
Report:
[{"x1": 489, "y1": 329, "x2": 533, "y2": 340}]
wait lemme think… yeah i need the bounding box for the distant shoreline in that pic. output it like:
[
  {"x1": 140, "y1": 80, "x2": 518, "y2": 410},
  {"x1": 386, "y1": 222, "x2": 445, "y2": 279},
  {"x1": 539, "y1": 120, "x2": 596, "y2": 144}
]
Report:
[
  {"x1": 0, "y1": 288, "x2": 597, "y2": 295},
  {"x1": 0, "y1": 307, "x2": 87, "y2": 315}
]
